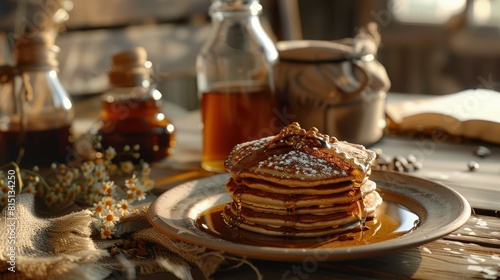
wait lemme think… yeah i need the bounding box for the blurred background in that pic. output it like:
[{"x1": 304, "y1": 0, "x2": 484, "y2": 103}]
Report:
[{"x1": 0, "y1": 0, "x2": 498, "y2": 110}]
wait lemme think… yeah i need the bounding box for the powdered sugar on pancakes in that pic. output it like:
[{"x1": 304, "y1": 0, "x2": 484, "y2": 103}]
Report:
[
  {"x1": 225, "y1": 123, "x2": 375, "y2": 187},
  {"x1": 258, "y1": 149, "x2": 343, "y2": 178}
]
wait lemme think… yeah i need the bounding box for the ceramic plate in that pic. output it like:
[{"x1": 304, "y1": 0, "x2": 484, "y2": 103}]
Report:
[{"x1": 147, "y1": 170, "x2": 471, "y2": 261}]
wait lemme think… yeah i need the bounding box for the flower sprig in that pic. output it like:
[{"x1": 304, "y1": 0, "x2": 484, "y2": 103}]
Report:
[
  {"x1": 90, "y1": 164, "x2": 153, "y2": 239},
  {"x1": 0, "y1": 164, "x2": 43, "y2": 206},
  {"x1": 0, "y1": 142, "x2": 155, "y2": 240}
]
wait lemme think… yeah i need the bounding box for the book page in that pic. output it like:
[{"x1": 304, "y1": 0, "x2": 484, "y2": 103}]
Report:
[{"x1": 386, "y1": 89, "x2": 500, "y2": 143}]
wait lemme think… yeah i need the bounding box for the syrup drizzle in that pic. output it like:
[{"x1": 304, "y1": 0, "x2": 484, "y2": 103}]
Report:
[
  {"x1": 226, "y1": 122, "x2": 375, "y2": 183},
  {"x1": 194, "y1": 199, "x2": 419, "y2": 249}
]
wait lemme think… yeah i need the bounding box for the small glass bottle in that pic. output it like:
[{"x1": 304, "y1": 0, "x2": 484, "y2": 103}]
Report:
[
  {"x1": 97, "y1": 47, "x2": 175, "y2": 163},
  {"x1": 196, "y1": 0, "x2": 279, "y2": 173},
  {"x1": 0, "y1": 32, "x2": 74, "y2": 167}
]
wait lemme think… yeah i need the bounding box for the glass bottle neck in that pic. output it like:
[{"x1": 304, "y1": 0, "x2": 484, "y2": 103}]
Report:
[{"x1": 209, "y1": 0, "x2": 262, "y2": 20}]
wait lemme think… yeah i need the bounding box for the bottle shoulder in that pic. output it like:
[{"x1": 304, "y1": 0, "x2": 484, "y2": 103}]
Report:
[
  {"x1": 199, "y1": 18, "x2": 277, "y2": 62},
  {"x1": 18, "y1": 70, "x2": 73, "y2": 108}
]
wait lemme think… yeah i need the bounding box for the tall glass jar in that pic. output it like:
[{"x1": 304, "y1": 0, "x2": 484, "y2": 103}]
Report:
[
  {"x1": 0, "y1": 32, "x2": 74, "y2": 167},
  {"x1": 97, "y1": 47, "x2": 175, "y2": 163},
  {"x1": 197, "y1": 0, "x2": 279, "y2": 173}
]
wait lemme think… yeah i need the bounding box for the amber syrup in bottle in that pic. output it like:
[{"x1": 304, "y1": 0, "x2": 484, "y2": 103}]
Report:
[
  {"x1": 0, "y1": 125, "x2": 73, "y2": 167},
  {"x1": 97, "y1": 47, "x2": 175, "y2": 163}
]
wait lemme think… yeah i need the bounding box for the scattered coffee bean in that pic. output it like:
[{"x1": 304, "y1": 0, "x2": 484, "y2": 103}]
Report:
[
  {"x1": 377, "y1": 154, "x2": 392, "y2": 165},
  {"x1": 393, "y1": 161, "x2": 405, "y2": 172},
  {"x1": 373, "y1": 149, "x2": 423, "y2": 173},
  {"x1": 394, "y1": 156, "x2": 409, "y2": 172},
  {"x1": 404, "y1": 163, "x2": 415, "y2": 173},
  {"x1": 468, "y1": 161, "x2": 479, "y2": 171},
  {"x1": 473, "y1": 146, "x2": 491, "y2": 158},
  {"x1": 412, "y1": 161, "x2": 423, "y2": 170},
  {"x1": 406, "y1": 154, "x2": 417, "y2": 164},
  {"x1": 394, "y1": 156, "x2": 408, "y2": 166}
]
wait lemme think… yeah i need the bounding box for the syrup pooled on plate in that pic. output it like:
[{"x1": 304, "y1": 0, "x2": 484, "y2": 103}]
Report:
[{"x1": 194, "y1": 195, "x2": 420, "y2": 249}]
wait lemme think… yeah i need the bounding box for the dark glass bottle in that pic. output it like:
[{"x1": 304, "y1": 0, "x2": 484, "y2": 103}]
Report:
[
  {"x1": 0, "y1": 32, "x2": 74, "y2": 167},
  {"x1": 97, "y1": 47, "x2": 175, "y2": 163}
]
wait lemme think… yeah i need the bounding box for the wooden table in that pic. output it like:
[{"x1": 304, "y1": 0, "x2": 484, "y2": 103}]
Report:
[{"x1": 207, "y1": 213, "x2": 499, "y2": 279}]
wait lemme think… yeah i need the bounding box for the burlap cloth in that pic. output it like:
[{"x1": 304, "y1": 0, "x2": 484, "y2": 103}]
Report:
[{"x1": 0, "y1": 193, "x2": 261, "y2": 280}]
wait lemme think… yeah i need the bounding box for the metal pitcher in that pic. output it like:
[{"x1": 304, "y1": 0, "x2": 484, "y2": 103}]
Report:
[{"x1": 274, "y1": 23, "x2": 391, "y2": 146}]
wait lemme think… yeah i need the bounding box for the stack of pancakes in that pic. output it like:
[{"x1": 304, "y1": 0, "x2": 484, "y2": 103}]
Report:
[{"x1": 223, "y1": 122, "x2": 382, "y2": 237}]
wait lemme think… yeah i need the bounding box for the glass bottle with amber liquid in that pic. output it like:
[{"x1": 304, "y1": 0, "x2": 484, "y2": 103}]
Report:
[
  {"x1": 97, "y1": 47, "x2": 175, "y2": 163},
  {"x1": 196, "y1": 0, "x2": 279, "y2": 172},
  {"x1": 0, "y1": 32, "x2": 74, "y2": 167}
]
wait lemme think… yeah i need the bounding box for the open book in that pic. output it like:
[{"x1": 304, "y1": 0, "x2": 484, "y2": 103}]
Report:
[{"x1": 386, "y1": 89, "x2": 500, "y2": 144}]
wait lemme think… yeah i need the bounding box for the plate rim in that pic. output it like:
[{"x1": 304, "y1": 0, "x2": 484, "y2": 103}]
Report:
[{"x1": 147, "y1": 170, "x2": 471, "y2": 261}]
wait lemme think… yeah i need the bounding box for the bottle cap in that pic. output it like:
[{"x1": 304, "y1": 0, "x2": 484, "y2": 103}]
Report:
[
  {"x1": 108, "y1": 47, "x2": 152, "y2": 87},
  {"x1": 15, "y1": 32, "x2": 59, "y2": 70}
]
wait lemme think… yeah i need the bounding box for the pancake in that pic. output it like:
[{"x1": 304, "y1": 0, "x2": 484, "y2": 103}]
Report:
[
  {"x1": 225, "y1": 123, "x2": 376, "y2": 187},
  {"x1": 225, "y1": 203, "x2": 360, "y2": 228},
  {"x1": 222, "y1": 203, "x2": 368, "y2": 237},
  {"x1": 242, "y1": 178, "x2": 356, "y2": 195},
  {"x1": 222, "y1": 122, "x2": 381, "y2": 237},
  {"x1": 240, "y1": 201, "x2": 359, "y2": 215},
  {"x1": 223, "y1": 204, "x2": 363, "y2": 237},
  {"x1": 225, "y1": 178, "x2": 377, "y2": 211}
]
